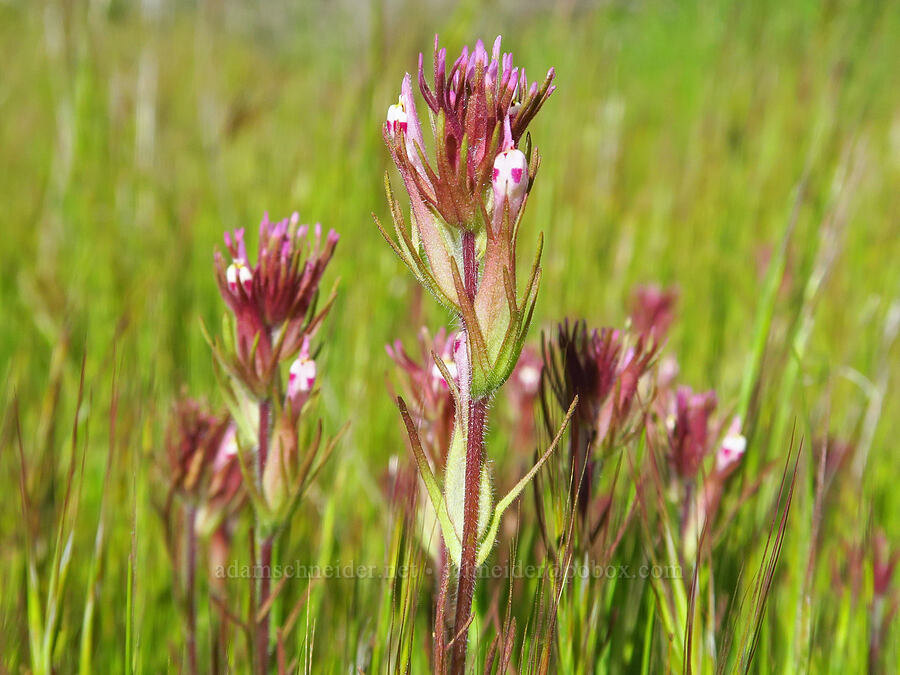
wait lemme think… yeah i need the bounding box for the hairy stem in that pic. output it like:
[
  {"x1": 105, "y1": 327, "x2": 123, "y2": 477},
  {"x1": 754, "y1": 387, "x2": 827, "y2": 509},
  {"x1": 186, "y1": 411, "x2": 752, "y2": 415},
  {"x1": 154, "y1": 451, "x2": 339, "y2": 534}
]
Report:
[
  {"x1": 450, "y1": 228, "x2": 485, "y2": 675},
  {"x1": 256, "y1": 400, "x2": 272, "y2": 675}
]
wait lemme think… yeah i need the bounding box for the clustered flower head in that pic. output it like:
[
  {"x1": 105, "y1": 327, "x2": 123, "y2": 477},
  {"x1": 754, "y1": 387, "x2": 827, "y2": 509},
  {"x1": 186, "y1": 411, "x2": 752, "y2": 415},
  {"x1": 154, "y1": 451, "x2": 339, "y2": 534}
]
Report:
[
  {"x1": 542, "y1": 320, "x2": 658, "y2": 450},
  {"x1": 660, "y1": 385, "x2": 748, "y2": 558},
  {"x1": 163, "y1": 395, "x2": 243, "y2": 535},
  {"x1": 212, "y1": 213, "x2": 338, "y2": 398},
  {"x1": 378, "y1": 35, "x2": 555, "y2": 399},
  {"x1": 386, "y1": 36, "x2": 555, "y2": 231},
  {"x1": 539, "y1": 320, "x2": 658, "y2": 535}
]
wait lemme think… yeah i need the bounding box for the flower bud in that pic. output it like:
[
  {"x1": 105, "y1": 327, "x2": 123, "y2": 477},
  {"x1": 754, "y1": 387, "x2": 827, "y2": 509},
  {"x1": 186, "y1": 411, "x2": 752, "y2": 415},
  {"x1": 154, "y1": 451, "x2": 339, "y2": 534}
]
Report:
[
  {"x1": 226, "y1": 259, "x2": 252, "y2": 294},
  {"x1": 386, "y1": 98, "x2": 408, "y2": 136},
  {"x1": 492, "y1": 148, "x2": 528, "y2": 222}
]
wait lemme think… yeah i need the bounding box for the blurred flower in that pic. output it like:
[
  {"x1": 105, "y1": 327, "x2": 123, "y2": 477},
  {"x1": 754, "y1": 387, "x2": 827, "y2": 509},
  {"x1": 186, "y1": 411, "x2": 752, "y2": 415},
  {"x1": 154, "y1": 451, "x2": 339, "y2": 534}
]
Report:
[
  {"x1": 873, "y1": 531, "x2": 900, "y2": 598},
  {"x1": 386, "y1": 327, "x2": 458, "y2": 465},
  {"x1": 541, "y1": 320, "x2": 657, "y2": 527},
  {"x1": 165, "y1": 395, "x2": 231, "y2": 501},
  {"x1": 505, "y1": 345, "x2": 543, "y2": 452},
  {"x1": 543, "y1": 320, "x2": 657, "y2": 447},
  {"x1": 630, "y1": 284, "x2": 678, "y2": 340},
  {"x1": 195, "y1": 424, "x2": 244, "y2": 536},
  {"x1": 869, "y1": 531, "x2": 899, "y2": 669},
  {"x1": 667, "y1": 386, "x2": 717, "y2": 481}
]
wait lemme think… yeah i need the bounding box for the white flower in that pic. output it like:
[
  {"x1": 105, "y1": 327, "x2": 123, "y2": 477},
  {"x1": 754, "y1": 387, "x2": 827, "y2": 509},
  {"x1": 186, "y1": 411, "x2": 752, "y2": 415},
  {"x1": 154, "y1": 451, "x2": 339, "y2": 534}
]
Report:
[
  {"x1": 386, "y1": 98, "x2": 408, "y2": 136},
  {"x1": 226, "y1": 260, "x2": 252, "y2": 294}
]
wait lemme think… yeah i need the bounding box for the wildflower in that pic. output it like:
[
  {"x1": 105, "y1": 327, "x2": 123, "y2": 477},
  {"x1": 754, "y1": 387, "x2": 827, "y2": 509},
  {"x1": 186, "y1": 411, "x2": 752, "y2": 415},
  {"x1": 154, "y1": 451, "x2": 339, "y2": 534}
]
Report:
[
  {"x1": 378, "y1": 37, "x2": 553, "y2": 398},
  {"x1": 165, "y1": 395, "x2": 231, "y2": 501},
  {"x1": 630, "y1": 284, "x2": 678, "y2": 339},
  {"x1": 667, "y1": 386, "x2": 717, "y2": 481},
  {"x1": 379, "y1": 37, "x2": 561, "y2": 672},
  {"x1": 540, "y1": 320, "x2": 656, "y2": 533},
  {"x1": 386, "y1": 327, "x2": 458, "y2": 465},
  {"x1": 415, "y1": 36, "x2": 555, "y2": 218},
  {"x1": 211, "y1": 213, "x2": 338, "y2": 397},
  {"x1": 542, "y1": 321, "x2": 657, "y2": 449}
]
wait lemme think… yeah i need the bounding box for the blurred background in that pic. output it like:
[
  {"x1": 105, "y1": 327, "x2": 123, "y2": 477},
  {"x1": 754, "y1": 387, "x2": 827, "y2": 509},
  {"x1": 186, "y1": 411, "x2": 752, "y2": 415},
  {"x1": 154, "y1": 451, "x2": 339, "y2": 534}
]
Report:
[{"x1": 1, "y1": 0, "x2": 898, "y2": 670}]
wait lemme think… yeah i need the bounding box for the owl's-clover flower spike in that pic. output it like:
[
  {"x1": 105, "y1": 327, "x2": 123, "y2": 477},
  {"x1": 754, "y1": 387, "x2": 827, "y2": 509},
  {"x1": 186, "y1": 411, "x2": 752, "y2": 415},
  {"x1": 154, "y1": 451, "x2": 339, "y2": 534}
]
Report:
[
  {"x1": 255, "y1": 213, "x2": 339, "y2": 328},
  {"x1": 165, "y1": 396, "x2": 228, "y2": 496},
  {"x1": 212, "y1": 214, "x2": 339, "y2": 397},
  {"x1": 418, "y1": 34, "x2": 555, "y2": 160},
  {"x1": 384, "y1": 34, "x2": 554, "y2": 232}
]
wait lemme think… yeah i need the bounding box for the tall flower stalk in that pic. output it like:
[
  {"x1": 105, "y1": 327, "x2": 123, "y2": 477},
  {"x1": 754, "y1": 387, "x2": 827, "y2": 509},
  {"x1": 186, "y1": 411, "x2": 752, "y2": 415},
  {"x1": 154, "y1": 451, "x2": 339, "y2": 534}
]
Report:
[
  {"x1": 377, "y1": 36, "x2": 572, "y2": 673},
  {"x1": 207, "y1": 213, "x2": 341, "y2": 674}
]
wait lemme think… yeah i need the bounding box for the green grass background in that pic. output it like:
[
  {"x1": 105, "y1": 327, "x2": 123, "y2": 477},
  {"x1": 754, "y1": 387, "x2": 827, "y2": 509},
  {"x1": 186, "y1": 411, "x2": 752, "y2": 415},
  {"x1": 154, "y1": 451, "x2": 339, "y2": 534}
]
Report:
[{"x1": 1, "y1": 0, "x2": 898, "y2": 671}]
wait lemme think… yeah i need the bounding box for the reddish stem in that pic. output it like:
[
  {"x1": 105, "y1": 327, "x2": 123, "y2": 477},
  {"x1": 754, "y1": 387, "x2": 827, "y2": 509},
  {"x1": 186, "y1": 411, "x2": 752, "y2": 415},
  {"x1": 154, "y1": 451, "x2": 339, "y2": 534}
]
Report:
[
  {"x1": 185, "y1": 505, "x2": 198, "y2": 675},
  {"x1": 450, "y1": 229, "x2": 485, "y2": 675},
  {"x1": 256, "y1": 400, "x2": 272, "y2": 675}
]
